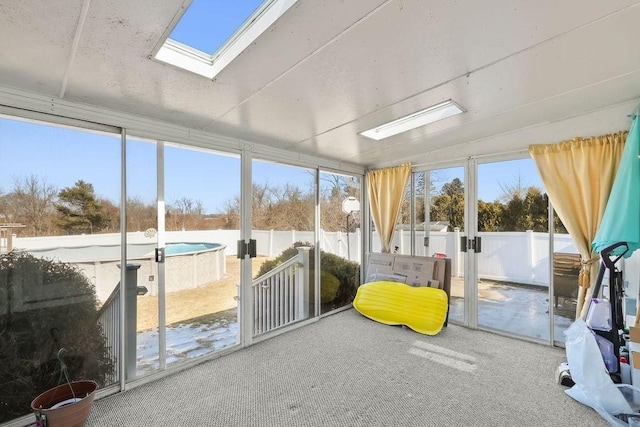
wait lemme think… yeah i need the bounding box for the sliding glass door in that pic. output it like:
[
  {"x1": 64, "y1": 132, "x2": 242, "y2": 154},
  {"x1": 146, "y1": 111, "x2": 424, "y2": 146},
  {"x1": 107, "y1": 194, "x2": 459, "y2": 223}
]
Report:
[
  {"x1": 125, "y1": 137, "x2": 161, "y2": 379},
  {"x1": 319, "y1": 171, "x2": 362, "y2": 315},
  {"x1": 552, "y1": 210, "x2": 580, "y2": 344},
  {"x1": 163, "y1": 143, "x2": 241, "y2": 366},
  {"x1": 250, "y1": 159, "x2": 316, "y2": 337},
  {"x1": 410, "y1": 157, "x2": 566, "y2": 343},
  {"x1": 424, "y1": 166, "x2": 466, "y2": 324},
  {"x1": 475, "y1": 158, "x2": 551, "y2": 340},
  {"x1": 126, "y1": 139, "x2": 242, "y2": 378}
]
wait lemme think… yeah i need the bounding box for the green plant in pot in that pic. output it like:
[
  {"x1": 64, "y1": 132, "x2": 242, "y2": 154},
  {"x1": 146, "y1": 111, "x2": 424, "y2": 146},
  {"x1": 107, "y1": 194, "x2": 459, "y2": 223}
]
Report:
[{"x1": 0, "y1": 251, "x2": 113, "y2": 424}]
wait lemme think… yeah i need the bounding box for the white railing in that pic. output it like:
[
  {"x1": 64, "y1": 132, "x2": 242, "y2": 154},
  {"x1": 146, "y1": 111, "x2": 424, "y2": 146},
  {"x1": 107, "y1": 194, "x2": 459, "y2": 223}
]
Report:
[
  {"x1": 97, "y1": 284, "x2": 120, "y2": 384},
  {"x1": 95, "y1": 246, "x2": 311, "y2": 381},
  {"x1": 251, "y1": 247, "x2": 310, "y2": 335},
  {"x1": 96, "y1": 263, "x2": 143, "y2": 383}
]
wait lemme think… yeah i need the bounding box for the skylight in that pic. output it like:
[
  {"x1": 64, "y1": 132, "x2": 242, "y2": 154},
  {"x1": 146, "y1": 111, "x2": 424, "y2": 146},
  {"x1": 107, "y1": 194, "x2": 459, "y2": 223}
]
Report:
[
  {"x1": 154, "y1": 0, "x2": 298, "y2": 79},
  {"x1": 169, "y1": 1, "x2": 265, "y2": 56}
]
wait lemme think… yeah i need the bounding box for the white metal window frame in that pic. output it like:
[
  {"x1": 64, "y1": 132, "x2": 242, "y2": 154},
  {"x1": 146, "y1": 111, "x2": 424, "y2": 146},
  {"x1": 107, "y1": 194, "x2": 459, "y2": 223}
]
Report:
[
  {"x1": 410, "y1": 150, "x2": 557, "y2": 345},
  {"x1": 0, "y1": 95, "x2": 366, "y2": 427}
]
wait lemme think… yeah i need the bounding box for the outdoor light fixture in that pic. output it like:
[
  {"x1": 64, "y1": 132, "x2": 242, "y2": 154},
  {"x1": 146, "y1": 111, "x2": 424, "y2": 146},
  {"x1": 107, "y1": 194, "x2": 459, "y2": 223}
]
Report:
[{"x1": 360, "y1": 100, "x2": 465, "y2": 141}]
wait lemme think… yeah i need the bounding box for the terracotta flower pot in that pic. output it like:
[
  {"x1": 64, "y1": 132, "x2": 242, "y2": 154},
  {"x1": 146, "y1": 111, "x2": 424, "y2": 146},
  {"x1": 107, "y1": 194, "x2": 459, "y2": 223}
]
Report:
[{"x1": 31, "y1": 380, "x2": 98, "y2": 427}]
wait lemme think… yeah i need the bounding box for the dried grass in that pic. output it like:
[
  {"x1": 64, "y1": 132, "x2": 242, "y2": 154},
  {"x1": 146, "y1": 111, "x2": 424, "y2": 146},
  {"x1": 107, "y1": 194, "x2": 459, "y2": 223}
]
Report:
[{"x1": 136, "y1": 256, "x2": 270, "y2": 331}]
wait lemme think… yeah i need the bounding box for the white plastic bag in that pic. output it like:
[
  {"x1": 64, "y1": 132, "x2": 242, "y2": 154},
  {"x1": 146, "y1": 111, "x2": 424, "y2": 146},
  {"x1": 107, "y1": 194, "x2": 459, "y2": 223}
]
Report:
[
  {"x1": 586, "y1": 298, "x2": 613, "y2": 331},
  {"x1": 564, "y1": 319, "x2": 633, "y2": 425}
]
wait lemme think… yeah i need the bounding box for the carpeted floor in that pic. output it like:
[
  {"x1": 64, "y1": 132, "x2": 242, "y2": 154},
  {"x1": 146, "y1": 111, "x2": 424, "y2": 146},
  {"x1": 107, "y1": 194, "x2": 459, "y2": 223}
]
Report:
[{"x1": 89, "y1": 309, "x2": 606, "y2": 426}]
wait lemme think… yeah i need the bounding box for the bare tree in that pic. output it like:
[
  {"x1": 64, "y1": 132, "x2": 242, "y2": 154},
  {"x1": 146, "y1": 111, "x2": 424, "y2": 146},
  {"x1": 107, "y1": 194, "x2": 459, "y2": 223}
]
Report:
[
  {"x1": 320, "y1": 191, "x2": 346, "y2": 232},
  {"x1": 5, "y1": 175, "x2": 58, "y2": 236},
  {"x1": 498, "y1": 174, "x2": 529, "y2": 203},
  {"x1": 0, "y1": 188, "x2": 10, "y2": 223},
  {"x1": 167, "y1": 197, "x2": 204, "y2": 230},
  {"x1": 126, "y1": 196, "x2": 156, "y2": 232},
  {"x1": 99, "y1": 198, "x2": 121, "y2": 233},
  {"x1": 221, "y1": 175, "x2": 361, "y2": 232},
  {"x1": 273, "y1": 184, "x2": 314, "y2": 231},
  {"x1": 222, "y1": 182, "x2": 316, "y2": 231},
  {"x1": 428, "y1": 169, "x2": 449, "y2": 197},
  {"x1": 319, "y1": 174, "x2": 361, "y2": 232}
]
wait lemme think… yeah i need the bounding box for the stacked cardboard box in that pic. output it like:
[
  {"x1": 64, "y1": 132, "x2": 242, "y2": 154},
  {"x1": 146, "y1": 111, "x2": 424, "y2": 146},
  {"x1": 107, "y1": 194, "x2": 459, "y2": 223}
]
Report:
[{"x1": 629, "y1": 326, "x2": 640, "y2": 385}]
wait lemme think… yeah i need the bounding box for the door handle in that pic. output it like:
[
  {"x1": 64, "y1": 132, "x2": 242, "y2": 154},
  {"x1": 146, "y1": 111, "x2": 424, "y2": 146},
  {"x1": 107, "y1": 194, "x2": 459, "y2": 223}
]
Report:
[
  {"x1": 155, "y1": 247, "x2": 165, "y2": 263},
  {"x1": 474, "y1": 236, "x2": 482, "y2": 253},
  {"x1": 460, "y1": 236, "x2": 481, "y2": 253},
  {"x1": 237, "y1": 239, "x2": 257, "y2": 258},
  {"x1": 460, "y1": 236, "x2": 468, "y2": 253}
]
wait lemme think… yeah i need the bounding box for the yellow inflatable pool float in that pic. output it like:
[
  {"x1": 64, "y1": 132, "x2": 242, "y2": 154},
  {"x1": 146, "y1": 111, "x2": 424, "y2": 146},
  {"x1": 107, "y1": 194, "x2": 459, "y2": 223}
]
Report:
[{"x1": 353, "y1": 281, "x2": 449, "y2": 335}]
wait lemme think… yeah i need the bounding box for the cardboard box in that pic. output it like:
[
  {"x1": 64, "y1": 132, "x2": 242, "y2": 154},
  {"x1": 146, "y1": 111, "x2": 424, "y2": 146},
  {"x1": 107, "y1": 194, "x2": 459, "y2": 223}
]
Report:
[
  {"x1": 364, "y1": 253, "x2": 451, "y2": 295},
  {"x1": 629, "y1": 326, "x2": 640, "y2": 385}
]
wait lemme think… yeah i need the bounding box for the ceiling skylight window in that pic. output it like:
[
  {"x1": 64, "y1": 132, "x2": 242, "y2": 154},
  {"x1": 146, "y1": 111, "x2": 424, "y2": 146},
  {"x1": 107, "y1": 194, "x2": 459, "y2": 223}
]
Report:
[
  {"x1": 170, "y1": 1, "x2": 265, "y2": 55},
  {"x1": 360, "y1": 100, "x2": 465, "y2": 141},
  {"x1": 153, "y1": 0, "x2": 298, "y2": 79}
]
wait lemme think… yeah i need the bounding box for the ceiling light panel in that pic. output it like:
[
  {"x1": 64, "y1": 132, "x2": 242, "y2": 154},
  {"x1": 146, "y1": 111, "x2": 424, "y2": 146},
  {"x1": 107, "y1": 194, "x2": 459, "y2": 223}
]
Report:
[{"x1": 360, "y1": 100, "x2": 465, "y2": 140}]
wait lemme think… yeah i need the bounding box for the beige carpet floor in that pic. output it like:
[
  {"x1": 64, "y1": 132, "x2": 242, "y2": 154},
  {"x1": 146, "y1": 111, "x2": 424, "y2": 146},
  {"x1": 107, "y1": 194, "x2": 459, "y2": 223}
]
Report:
[{"x1": 89, "y1": 309, "x2": 607, "y2": 426}]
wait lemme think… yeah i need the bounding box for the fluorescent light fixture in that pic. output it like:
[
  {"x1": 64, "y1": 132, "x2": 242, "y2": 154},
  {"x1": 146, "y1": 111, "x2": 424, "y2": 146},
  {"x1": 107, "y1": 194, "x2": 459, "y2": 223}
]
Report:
[{"x1": 360, "y1": 100, "x2": 465, "y2": 141}]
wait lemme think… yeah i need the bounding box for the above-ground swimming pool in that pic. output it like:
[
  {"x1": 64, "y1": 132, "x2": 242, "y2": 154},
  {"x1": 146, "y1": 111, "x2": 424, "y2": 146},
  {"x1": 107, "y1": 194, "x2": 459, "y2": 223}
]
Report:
[
  {"x1": 25, "y1": 241, "x2": 222, "y2": 263},
  {"x1": 25, "y1": 241, "x2": 227, "y2": 301},
  {"x1": 164, "y1": 242, "x2": 221, "y2": 256}
]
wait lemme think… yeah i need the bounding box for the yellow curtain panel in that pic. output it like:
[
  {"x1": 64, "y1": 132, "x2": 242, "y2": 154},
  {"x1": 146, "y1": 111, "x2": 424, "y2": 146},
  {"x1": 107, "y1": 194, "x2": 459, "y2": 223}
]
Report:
[
  {"x1": 366, "y1": 163, "x2": 411, "y2": 253},
  {"x1": 529, "y1": 131, "x2": 627, "y2": 319}
]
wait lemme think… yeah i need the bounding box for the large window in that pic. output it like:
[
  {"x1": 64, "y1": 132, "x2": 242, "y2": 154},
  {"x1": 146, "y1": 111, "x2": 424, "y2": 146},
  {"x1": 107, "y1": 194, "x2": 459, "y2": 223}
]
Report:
[
  {"x1": 476, "y1": 158, "x2": 551, "y2": 340},
  {"x1": 0, "y1": 116, "x2": 121, "y2": 422},
  {"x1": 424, "y1": 167, "x2": 465, "y2": 323},
  {"x1": 124, "y1": 139, "x2": 243, "y2": 378},
  {"x1": 0, "y1": 111, "x2": 365, "y2": 425},
  {"x1": 249, "y1": 160, "x2": 316, "y2": 335},
  {"x1": 319, "y1": 171, "x2": 362, "y2": 314},
  {"x1": 163, "y1": 143, "x2": 241, "y2": 367},
  {"x1": 396, "y1": 158, "x2": 589, "y2": 344}
]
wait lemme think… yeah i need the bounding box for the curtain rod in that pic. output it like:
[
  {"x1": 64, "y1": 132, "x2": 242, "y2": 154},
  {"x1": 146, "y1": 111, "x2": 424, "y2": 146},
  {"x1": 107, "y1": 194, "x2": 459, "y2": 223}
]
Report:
[{"x1": 409, "y1": 148, "x2": 530, "y2": 169}]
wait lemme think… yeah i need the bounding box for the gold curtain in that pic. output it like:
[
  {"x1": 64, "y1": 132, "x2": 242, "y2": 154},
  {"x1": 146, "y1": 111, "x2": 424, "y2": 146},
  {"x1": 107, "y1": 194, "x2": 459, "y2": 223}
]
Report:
[
  {"x1": 529, "y1": 131, "x2": 627, "y2": 319},
  {"x1": 366, "y1": 163, "x2": 412, "y2": 253}
]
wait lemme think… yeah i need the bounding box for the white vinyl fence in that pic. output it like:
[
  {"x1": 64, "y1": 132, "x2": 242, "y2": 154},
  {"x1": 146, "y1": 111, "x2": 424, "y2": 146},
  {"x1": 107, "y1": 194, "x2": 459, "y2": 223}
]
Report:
[
  {"x1": 9, "y1": 228, "x2": 640, "y2": 293},
  {"x1": 383, "y1": 229, "x2": 640, "y2": 293}
]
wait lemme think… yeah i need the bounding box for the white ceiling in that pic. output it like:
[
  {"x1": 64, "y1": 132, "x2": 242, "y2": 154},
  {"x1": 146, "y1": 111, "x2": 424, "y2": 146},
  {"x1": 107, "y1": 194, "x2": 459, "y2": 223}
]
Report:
[{"x1": 1, "y1": 0, "x2": 639, "y2": 169}]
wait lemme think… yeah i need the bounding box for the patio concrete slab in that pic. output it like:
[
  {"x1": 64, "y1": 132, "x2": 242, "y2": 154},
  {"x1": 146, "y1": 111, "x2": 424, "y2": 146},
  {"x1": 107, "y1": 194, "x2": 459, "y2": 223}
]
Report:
[{"x1": 449, "y1": 277, "x2": 576, "y2": 341}]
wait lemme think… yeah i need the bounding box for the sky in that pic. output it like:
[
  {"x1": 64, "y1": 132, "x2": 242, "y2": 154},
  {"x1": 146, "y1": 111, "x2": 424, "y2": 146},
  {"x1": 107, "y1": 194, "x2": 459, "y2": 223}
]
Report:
[
  {"x1": 169, "y1": 0, "x2": 265, "y2": 55},
  {"x1": 0, "y1": 117, "x2": 319, "y2": 214},
  {"x1": 424, "y1": 160, "x2": 543, "y2": 202},
  {"x1": 0, "y1": 117, "x2": 543, "y2": 214}
]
